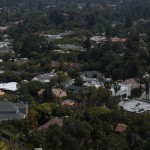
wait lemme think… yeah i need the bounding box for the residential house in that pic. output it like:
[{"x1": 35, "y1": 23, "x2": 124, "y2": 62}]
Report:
[
  {"x1": 60, "y1": 31, "x2": 75, "y2": 36},
  {"x1": 0, "y1": 70, "x2": 4, "y2": 74},
  {"x1": 38, "y1": 89, "x2": 45, "y2": 96},
  {"x1": 115, "y1": 123, "x2": 128, "y2": 133},
  {"x1": 0, "y1": 100, "x2": 28, "y2": 121},
  {"x1": 44, "y1": 34, "x2": 62, "y2": 42},
  {"x1": 138, "y1": 18, "x2": 150, "y2": 24},
  {"x1": 80, "y1": 71, "x2": 103, "y2": 88},
  {"x1": 123, "y1": 78, "x2": 140, "y2": 89},
  {"x1": 0, "y1": 26, "x2": 8, "y2": 32},
  {"x1": 14, "y1": 58, "x2": 29, "y2": 64},
  {"x1": 38, "y1": 88, "x2": 67, "y2": 98},
  {"x1": 110, "y1": 83, "x2": 131, "y2": 97},
  {"x1": 61, "y1": 99, "x2": 76, "y2": 107},
  {"x1": 0, "y1": 40, "x2": 13, "y2": 54},
  {"x1": 52, "y1": 88, "x2": 67, "y2": 98},
  {"x1": 83, "y1": 80, "x2": 103, "y2": 88},
  {"x1": 90, "y1": 35, "x2": 107, "y2": 44},
  {"x1": 0, "y1": 41, "x2": 10, "y2": 47},
  {"x1": 32, "y1": 71, "x2": 56, "y2": 83},
  {"x1": 38, "y1": 118, "x2": 63, "y2": 131},
  {"x1": 0, "y1": 82, "x2": 19, "y2": 92},
  {"x1": 80, "y1": 71, "x2": 100, "y2": 79},
  {"x1": 62, "y1": 78, "x2": 74, "y2": 88},
  {"x1": 53, "y1": 50, "x2": 70, "y2": 54},
  {"x1": 67, "y1": 85, "x2": 82, "y2": 92},
  {"x1": 104, "y1": 77, "x2": 112, "y2": 82},
  {"x1": 110, "y1": 37, "x2": 127, "y2": 42}
]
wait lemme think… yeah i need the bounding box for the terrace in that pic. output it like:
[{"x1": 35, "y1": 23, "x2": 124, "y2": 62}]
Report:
[{"x1": 119, "y1": 99, "x2": 150, "y2": 113}]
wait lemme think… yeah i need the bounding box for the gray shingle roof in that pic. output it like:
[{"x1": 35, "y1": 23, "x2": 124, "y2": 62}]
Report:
[
  {"x1": 0, "y1": 101, "x2": 16, "y2": 113},
  {"x1": 67, "y1": 85, "x2": 82, "y2": 92},
  {"x1": 80, "y1": 71, "x2": 99, "y2": 78},
  {"x1": 33, "y1": 72, "x2": 56, "y2": 82},
  {"x1": 0, "y1": 100, "x2": 28, "y2": 121},
  {"x1": 0, "y1": 113, "x2": 21, "y2": 120}
]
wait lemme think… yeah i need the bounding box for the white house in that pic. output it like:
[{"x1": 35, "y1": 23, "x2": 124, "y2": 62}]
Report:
[
  {"x1": 0, "y1": 82, "x2": 19, "y2": 91},
  {"x1": 110, "y1": 83, "x2": 131, "y2": 97},
  {"x1": 0, "y1": 41, "x2": 10, "y2": 48},
  {"x1": 90, "y1": 35, "x2": 107, "y2": 43},
  {"x1": 80, "y1": 71, "x2": 103, "y2": 88},
  {"x1": 32, "y1": 71, "x2": 56, "y2": 83},
  {"x1": 14, "y1": 58, "x2": 28, "y2": 62},
  {"x1": 83, "y1": 80, "x2": 103, "y2": 88},
  {"x1": 44, "y1": 34, "x2": 62, "y2": 40},
  {"x1": 0, "y1": 26, "x2": 8, "y2": 32}
]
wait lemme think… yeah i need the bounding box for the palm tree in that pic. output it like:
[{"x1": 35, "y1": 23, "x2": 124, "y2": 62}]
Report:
[
  {"x1": 74, "y1": 92, "x2": 82, "y2": 111},
  {"x1": 113, "y1": 82, "x2": 121, "y2": 100},
  {"x1": 83, "y1": 87, "x2": 95, "y2": 109},
  {"x1": 79, "y1": 89, "x2": 86, "y2": 110},
  {"x1": 137, "y1": 65, "x2": 144, "y2": 87}
]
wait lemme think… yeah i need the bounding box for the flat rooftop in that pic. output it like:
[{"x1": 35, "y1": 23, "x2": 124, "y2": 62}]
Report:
[
  {"x1": 0, "y1": 82, "x2": 19, "y2": 91},
  {"x1": 119, "y1": 100, "x2": 150, "y2": 113}
]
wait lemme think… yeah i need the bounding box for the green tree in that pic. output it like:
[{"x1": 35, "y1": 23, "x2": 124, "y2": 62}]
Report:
[
  {"x1": 63, "y1": 118, "x2": 91, "y2": 149},
  {"x1": 125, "y1": 14, "x2": 133, "y2": 29},
  {"x1": 36, "y1": 103, "x2": 55, "y2": 124},
  {"x1": 83, "y1": 35, "x2": 91, "y2": 51},
  {"x1": 26, "y1": 81, "x2": 44, "y2": 100},
  {"x1": 22, "y1": 108, "x2": 38, "y2": 130},
  {"x1": 0, "y1": 71, "x2": 21, "y2": 82},
  {"x1": 74, "y1": 92, "x2": 83, "y2": 111},
  {"x1": 87, "y1": 107, "x2": 111, "y2": 121},
  {"x1": 42, "y1": 86, "x2": 54, "y2": 102},
  {"x1": 61, "y1": 133, "x2": 78, "y2": 150},
  {"x1": 74, "y1": 77, "x2": 84, "y2": 86},
  {"x1": 52, "y1": 106, "x2": 72, "y2": 117},
  {"x1": 45, "y1": 125, "x2": 62, "y2": 150},
  {"x1": 96, "y1": 87, "x2": 111, "y2": 105}
]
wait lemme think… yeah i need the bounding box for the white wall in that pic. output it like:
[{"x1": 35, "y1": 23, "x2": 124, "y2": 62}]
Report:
[{"x1": 111, "y1": 84, "x2": 131, "y2": 97}]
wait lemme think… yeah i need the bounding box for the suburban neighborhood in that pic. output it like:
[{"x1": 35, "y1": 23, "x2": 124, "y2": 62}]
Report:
[{"x1": 0, "y1": 0, "x2": 150, "y2": 149}]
